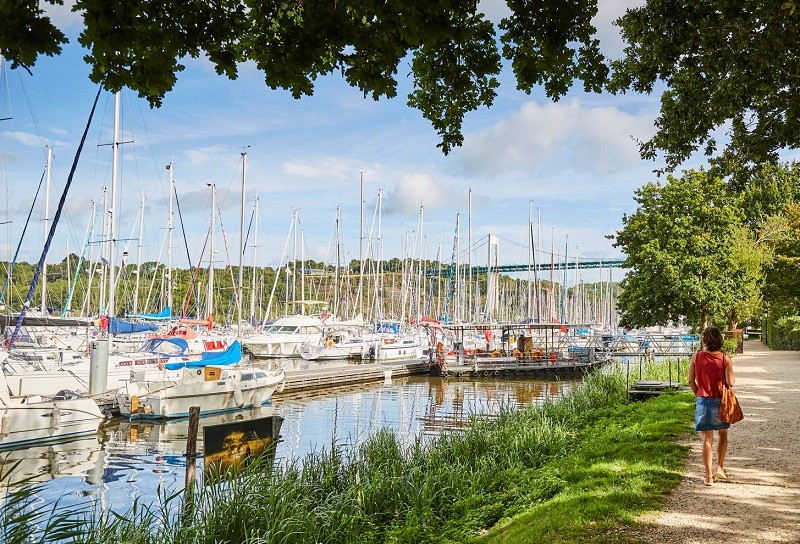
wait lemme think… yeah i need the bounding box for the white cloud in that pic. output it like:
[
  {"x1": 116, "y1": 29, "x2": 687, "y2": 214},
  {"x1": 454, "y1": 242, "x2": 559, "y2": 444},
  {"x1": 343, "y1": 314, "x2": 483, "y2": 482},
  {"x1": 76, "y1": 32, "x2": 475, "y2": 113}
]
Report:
[
  {"x1": 459, "y1": 99, "x2": 655, "y2": 178},
  {"x1": 283, "y1": 157, "x2": 359, "y2": 181},
  {"x1": 6, "y1": 131, "x2": 45, "y2": 148},
  {"x1": 594, "y1": 0, "x2": 645, "y2": 59},
  {"x1": 383, "y1": 173, "x2": 452, "y2": 216}
]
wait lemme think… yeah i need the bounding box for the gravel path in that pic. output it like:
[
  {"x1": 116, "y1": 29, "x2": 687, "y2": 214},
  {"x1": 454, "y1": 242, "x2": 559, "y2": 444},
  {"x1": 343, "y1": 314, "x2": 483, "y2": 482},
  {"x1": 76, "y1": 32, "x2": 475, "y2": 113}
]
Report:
[{"x1": 634, "y1": 339, "x2": 800, "y2": 543}]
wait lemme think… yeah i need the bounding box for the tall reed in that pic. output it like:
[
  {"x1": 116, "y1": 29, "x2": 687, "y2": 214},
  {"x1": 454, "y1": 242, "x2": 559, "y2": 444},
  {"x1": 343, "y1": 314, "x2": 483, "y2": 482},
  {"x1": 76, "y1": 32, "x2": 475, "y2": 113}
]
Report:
[{"x1": 5, "y1": 370, "x2": 647, "y2": 544}]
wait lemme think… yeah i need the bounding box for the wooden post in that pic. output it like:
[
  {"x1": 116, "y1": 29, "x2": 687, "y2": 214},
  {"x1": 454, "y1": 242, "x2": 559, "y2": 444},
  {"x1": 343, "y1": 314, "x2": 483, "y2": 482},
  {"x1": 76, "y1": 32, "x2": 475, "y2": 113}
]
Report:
[{"x1": 182, "y1": 405, "x2": 201, "y2": 523}]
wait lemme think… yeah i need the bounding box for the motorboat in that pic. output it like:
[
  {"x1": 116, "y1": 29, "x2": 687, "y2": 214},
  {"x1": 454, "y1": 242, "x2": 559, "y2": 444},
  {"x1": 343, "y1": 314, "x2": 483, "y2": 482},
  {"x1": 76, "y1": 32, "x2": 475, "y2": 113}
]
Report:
[
  {"x1": 0, "y1": 352, "x2": 104, "y2": 450},
  {"x1": 2, "y1": 338, "x2": 242, "y2": 397},
  {"x1": 116, "y1": 362, "x2": 286, "y2": 419},
  {"x1": 242, "y1": 315, "x2": 325, "y2": 358},
  {"x1": 299, "y1": 326, "x2": 370, "y2": 361}
]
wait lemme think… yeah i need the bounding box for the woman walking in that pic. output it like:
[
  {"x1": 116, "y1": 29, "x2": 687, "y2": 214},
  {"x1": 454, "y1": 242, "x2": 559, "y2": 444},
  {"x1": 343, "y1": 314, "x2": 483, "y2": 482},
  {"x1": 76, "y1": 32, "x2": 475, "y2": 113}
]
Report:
[{"x1": 688, "y1": 326, "x2": 735, "y2": 486}]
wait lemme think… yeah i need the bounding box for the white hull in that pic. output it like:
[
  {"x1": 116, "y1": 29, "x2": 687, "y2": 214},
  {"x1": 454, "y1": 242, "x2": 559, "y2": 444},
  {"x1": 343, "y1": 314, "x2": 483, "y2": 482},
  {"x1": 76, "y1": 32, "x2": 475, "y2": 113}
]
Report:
[
  {"x1": 117, "y1": 367, "x2": 285, "y2": 419},
  {"x1": 0, "y1": 389, "x2": 103, "y2": 450},
  {"x1": 242, "y1": 315, "x2": 325, "y2": 358},
  {"x1": 362, "y1": 336, "x2": 425, "y2": 361}
]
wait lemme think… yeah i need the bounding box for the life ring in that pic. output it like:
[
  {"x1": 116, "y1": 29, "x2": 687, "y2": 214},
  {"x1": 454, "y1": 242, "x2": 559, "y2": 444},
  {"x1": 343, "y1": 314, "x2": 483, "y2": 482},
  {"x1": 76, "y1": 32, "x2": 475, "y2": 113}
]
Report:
[{"x1": 325, "y1": 338, "x2": 335, "y2": 348}]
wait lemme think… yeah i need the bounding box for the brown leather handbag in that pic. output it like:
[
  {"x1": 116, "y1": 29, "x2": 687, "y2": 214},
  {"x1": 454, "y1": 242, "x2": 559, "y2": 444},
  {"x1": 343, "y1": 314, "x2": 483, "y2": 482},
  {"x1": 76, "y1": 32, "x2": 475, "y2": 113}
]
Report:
[{"x1": 719, "y1": 381, "x2": 744, "y2": 424}]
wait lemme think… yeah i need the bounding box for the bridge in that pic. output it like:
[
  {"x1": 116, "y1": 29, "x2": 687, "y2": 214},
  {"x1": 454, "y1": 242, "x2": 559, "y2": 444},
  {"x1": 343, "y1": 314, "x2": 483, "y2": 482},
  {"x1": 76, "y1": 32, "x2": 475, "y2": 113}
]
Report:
[{"x1": 424, "y1": 259, "x2": 626, "y2": 276}]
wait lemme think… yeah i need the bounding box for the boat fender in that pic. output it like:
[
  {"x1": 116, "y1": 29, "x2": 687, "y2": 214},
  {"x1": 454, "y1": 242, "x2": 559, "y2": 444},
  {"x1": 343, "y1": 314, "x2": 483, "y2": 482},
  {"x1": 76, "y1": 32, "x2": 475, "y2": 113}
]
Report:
[
  {"x1": 50, "y1": 406, "x2": 61, "y2": 429},
  {"x1": 1, "y1": 413, "x2": 9, "y2": 437},
  {"x1": 233, "y1": 384, "x2": 244, "y2": 408}
]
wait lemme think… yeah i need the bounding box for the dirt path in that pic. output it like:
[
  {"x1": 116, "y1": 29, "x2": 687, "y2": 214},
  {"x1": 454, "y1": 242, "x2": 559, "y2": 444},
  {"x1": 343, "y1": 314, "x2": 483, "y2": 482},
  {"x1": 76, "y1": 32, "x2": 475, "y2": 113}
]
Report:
[{"x1": 634, "y1": 339, "x2": 800, "y2": 543}]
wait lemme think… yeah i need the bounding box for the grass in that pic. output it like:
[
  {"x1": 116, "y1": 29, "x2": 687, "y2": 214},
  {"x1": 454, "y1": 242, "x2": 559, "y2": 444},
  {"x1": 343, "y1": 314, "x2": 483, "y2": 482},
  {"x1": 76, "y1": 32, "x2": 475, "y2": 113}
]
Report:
[{"x1": 0, "y1": 368, "x2": 696, "y2": 543}]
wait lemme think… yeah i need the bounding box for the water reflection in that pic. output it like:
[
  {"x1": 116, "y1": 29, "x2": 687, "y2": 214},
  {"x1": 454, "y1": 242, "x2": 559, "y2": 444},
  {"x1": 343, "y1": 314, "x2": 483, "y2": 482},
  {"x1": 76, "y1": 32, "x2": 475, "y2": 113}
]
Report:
[{"x1": 1, "y1": 373, "x2": 581, "y2": 515}]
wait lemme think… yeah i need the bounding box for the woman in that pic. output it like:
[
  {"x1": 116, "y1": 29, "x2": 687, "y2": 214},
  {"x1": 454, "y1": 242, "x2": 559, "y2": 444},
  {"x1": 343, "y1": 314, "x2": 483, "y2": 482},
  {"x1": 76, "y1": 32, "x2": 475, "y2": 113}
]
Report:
[{"x1": 688, "y1": 327, "x2": 735, "y2": 486}]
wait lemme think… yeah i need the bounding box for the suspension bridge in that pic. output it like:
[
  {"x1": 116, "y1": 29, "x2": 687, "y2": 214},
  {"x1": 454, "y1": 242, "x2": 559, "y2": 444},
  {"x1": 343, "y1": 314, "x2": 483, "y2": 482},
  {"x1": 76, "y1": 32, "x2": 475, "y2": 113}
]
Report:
[{"x1": 425, "y1": 259, "x2": 626, "y2": 276}]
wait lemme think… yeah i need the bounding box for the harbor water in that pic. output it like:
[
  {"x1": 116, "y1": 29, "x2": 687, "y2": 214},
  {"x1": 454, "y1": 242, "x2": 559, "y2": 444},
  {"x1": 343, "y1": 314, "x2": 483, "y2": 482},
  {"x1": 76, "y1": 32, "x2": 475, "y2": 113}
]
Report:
[{"x1": 0, "y1": 366, "x2": 581, "y2": 517}]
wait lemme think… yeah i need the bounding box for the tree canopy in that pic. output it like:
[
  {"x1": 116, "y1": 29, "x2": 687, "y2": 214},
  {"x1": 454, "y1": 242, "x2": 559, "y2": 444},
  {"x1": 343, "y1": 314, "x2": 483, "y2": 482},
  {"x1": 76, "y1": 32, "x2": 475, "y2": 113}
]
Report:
[
  {"x1": 0, "y1": 0, "x2": 606, "y2": 155},
  {"x1": 4, "y1": 2, "x2": 800, "y2": 168},
  {"x1": 612, "y1": 170, "x2": 745, "y2": 330}
]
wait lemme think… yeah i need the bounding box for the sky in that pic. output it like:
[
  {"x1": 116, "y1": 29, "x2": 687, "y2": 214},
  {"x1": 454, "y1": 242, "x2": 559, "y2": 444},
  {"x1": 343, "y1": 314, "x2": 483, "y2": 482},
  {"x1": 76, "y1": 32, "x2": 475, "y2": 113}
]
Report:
[{"x1": 0, "y1": 0, "x2": 703, "y2": 288}]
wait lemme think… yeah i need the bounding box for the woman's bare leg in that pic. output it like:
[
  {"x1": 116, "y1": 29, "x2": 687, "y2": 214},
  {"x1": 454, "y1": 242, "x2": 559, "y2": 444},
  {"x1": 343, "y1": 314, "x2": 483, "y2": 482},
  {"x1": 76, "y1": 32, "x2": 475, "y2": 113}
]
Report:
[
  {"x1": 702, "y1": 430, "x2": 714, "y2": 482},
  {"x1": 716, "y1": 429, "x2": 729, "y2": 476}
]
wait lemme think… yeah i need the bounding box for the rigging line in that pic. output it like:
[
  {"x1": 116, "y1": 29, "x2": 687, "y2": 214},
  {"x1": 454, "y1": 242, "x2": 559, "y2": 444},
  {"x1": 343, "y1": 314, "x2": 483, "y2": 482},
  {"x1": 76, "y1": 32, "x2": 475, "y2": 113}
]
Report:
[
  {"x1": 9, "y1": 86, "x2": 102, "y2": 350},
  {"x1": 214, "y1": 199, "x2": 240, "y2": 323},
  {"x1": 175, "y1": 186, "x2": 203, "y2": 318},
  {"x1": 182, "y1": 227, "x2": 210, "y2": 319},
  {"x1": 134, "y1": 98, "x2": 167, "y2": 208},
  {"x1": 13, "y1": 69, "x2": 49, "y2": 161},
  {"x1": 225, "y1": 206, "x2": 255, "y2": 323},
  {"x1": 0, "y1": 169, "x2": 46, "y2": 306}
]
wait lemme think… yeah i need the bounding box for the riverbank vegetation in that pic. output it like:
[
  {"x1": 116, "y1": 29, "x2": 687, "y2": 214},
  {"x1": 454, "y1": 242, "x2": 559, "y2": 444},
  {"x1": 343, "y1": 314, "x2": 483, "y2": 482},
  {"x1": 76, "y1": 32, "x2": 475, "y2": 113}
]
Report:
[
  {"x1": 1, "y1": 368, "x2": 695, "y2": 543},
  {"x1": 613, "y1": 162, "x2": 800, "y2": 339}
]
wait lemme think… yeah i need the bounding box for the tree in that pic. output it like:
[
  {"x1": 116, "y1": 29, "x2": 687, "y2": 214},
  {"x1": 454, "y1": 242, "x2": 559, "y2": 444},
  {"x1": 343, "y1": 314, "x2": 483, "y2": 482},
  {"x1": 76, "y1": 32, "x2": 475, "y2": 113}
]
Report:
[
  {"x1": 763, "y1": 203, "x2": 800, "y2": 317},
  {"x1": 1, "y1": 0, "x2": 605, "y2": 155},
  {"x1": 610, "y1": 1, "x2": 800, "y2": 171},
  {"x1": 612, "y1": 170, "x2": 744, "y2": 330}
]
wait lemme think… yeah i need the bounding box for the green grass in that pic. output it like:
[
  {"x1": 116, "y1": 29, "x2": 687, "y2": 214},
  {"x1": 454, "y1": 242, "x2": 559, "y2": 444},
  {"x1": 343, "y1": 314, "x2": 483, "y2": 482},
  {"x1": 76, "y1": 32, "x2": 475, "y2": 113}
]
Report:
[
  {"x1": 0, "y1": 370, "x2": 696, "y2": 543},
  {"x1": 474, "y1": 391, "x2": 695, "y2": 544}
]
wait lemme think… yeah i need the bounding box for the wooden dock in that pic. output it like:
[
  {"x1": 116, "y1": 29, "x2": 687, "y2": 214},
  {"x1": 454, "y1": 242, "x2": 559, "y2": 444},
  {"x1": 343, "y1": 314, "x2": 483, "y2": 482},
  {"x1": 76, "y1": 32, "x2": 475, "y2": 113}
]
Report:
[
  {"x1": 433, "y1": 357, "x2": 604, "y2": 378},
  {"x1": 627, "y1": 380, "x2": 689, "y2": 400},
  {"x1": 277, "y1": 359, "x2": 431, "y2": 394}
]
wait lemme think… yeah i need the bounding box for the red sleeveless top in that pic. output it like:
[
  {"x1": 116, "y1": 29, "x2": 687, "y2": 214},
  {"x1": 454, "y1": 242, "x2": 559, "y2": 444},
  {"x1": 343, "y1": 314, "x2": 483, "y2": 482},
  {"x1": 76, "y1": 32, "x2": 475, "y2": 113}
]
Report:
[{"x1": 694, "y1": 350, "x2": 725, "y2": 398}]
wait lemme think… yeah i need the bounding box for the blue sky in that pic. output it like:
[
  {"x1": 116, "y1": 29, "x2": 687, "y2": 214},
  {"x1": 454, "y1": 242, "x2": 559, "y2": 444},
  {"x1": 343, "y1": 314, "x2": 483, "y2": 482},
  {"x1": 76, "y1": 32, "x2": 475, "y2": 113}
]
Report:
[{"x1": 0, "y1": 0, "x2": 692, "y2": 286}]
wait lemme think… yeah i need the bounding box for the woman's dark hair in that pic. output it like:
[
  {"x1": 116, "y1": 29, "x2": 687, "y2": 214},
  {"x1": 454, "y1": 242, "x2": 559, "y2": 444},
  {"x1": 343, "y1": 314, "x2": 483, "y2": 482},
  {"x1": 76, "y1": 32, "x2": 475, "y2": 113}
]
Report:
[{"x1": 702, "y1": 327, "x2": 724, "y2": 352}]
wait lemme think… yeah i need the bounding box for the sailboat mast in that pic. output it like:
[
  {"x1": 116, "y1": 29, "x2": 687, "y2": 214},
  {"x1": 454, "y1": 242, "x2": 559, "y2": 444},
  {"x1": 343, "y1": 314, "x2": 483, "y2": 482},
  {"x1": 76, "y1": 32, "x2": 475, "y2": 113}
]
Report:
[
  {"x1": 358, "y1": 170, "x2": 364, "y2": 320},
  {"x1": 133, "y1": 193, "x2": 145, "y2": 313},
  {"x1": 166, "y1": 161, "x2": 174, "y2": 314},
  {"x1": 334, "y1": 205, "x2": 340, "y2": 317},
  {"x1": 41, "y1": 146, "x2": 52, "y2": 314},
  {"x1": 237, "y1": 150, "x2": 247, "y2": 337},
  {"x1": 107, "y1": 92, "x2": 121, "y2": 318},
  {"x1": 467, "y1": 188, "x2": 472, "y2": 321},
  {"x1": 206, "y1": 183, "x2": 216, "y2": 320},
  {"x1": 250, "y1": 197, "x2": 259, "y2": 322}
]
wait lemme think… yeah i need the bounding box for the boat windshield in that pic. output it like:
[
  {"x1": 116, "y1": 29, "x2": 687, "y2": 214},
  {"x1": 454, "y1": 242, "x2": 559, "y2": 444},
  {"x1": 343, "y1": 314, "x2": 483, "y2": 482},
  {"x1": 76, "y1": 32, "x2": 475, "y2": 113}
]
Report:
[
  {"x1": 140, "y1": 339, "x2": 185, "y2": 355},
  {"x1": 264, "y1": 325, "x2": 299, "y2": 334}
]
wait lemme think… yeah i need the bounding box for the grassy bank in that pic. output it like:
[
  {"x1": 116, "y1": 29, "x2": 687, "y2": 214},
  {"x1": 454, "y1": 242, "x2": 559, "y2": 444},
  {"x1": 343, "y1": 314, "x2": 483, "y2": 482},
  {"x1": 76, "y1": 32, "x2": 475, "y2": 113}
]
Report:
[{"x1": 2, "y1": 370, "x2": 695, "y2": 543}]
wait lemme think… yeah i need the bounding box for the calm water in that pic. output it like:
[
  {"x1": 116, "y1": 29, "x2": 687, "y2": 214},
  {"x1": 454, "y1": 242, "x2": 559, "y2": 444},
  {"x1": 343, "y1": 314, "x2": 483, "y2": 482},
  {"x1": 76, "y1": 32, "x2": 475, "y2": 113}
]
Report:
[{"x1": 0, "y1": 368, "x2": 580, "y2": 516}]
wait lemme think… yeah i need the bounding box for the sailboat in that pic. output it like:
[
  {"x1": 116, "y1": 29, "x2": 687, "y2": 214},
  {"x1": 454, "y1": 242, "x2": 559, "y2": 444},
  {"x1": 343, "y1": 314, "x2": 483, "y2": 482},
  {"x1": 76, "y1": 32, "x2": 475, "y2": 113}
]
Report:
[
  {"x1": 115, "y1": 344, "x2": 285, "y2": 419},
  {"x1": 0, "y1": 352, "x2": 103, "y2": 450}
]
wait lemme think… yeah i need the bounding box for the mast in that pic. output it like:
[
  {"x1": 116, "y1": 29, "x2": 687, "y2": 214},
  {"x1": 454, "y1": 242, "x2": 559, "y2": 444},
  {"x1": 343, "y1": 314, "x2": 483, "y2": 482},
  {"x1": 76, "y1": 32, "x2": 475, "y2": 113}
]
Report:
[
  {"x1": 467, "y1": 188, "x2": 472, "y2": 321},
  {"x1": 99, "y1": 188, "x2": 108, "y2": 313},
  {"x1": 133, "y1": 193, "x2": 145, "y2": 313},
  {"x1": 527, "y1": 200, "x2": 532, "y2": 320},
  {"x1": 206, "y1": 182, "x2": 216, "y2": 320},
  {"x1": 250, "y1": 197, "x2": 259, "y2": 322},
  {"x1": 41, "y1": 146, "x2": 52, "y2": 314},
  {"x1": 562, "y1": 234, "x2": 568, "y2": 323},
  {"x1": 237, "y1": 150, "x2": 247, "y2": 337},
  {"x1": 334, "y1": 205, "x2": 341, "y2": 317},
  {"x1": 358, "y1": 170, "x2": 364, "y2": 320},
  {"x1": 166, "y1": 160, "x2": 174, "y2": 315},
  {"x1": 108, "y1": 91, "x2": 120, "y2": 318}
]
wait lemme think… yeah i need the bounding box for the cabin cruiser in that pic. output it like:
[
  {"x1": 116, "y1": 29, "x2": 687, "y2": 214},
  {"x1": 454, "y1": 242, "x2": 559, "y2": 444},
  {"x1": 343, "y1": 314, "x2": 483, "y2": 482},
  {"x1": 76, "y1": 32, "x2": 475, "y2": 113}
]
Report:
[{"x1": 242, "y1": 315, "x2": 325, "y2": 358}]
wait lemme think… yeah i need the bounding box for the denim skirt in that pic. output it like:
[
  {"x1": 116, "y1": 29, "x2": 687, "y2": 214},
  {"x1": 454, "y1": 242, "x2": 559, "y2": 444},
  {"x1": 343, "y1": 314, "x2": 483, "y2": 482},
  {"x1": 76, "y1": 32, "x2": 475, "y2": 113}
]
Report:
[{"x1": 695, "y1": 396, "x2": 731, "y2": 431}]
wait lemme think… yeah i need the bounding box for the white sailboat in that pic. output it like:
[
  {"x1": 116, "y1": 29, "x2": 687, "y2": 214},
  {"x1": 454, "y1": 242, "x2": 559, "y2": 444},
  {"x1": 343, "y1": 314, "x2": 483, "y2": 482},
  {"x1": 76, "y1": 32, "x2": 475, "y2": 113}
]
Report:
[
  {"x1": 115, "y1": 363, "x2": 285, "y2": 419},
  {"x1": 0, "y1": 352, "x2": 103, "y2": 450}
]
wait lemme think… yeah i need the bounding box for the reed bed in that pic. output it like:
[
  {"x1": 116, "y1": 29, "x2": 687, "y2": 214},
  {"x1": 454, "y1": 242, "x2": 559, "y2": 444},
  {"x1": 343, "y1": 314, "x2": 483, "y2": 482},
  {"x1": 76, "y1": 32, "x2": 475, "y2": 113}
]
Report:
[{"x1": 3, "y1": 368, "x2": 693, "y2": 544}]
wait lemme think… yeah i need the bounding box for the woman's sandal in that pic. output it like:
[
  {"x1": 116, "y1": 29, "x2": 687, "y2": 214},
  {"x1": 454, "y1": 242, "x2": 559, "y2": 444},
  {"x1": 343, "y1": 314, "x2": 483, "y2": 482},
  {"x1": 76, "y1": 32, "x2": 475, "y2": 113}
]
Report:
[
  {"x1": 715, "y1": 467, "x2": 728, "y2": 480},
  {"x1": 704, "y1": 476, "x2": 714, "y2": 486}
]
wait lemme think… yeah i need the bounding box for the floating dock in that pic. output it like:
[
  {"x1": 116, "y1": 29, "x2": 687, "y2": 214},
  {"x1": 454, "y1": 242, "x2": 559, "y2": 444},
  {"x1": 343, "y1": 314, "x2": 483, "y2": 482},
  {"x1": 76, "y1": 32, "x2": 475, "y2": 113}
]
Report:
[
  {"x1": 277, "y1": 359, "x2": 431, "y2": 393},
  {"x1": 431, "y1": 355, "x2": 605, "y2": 378}
]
